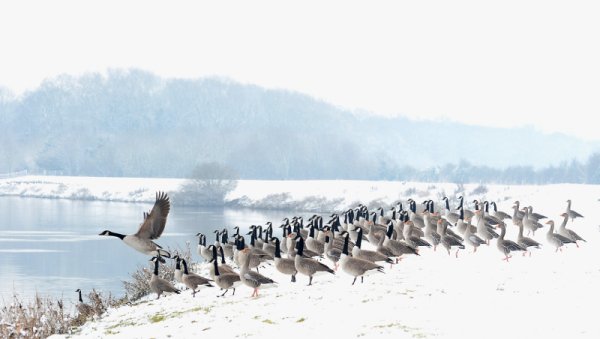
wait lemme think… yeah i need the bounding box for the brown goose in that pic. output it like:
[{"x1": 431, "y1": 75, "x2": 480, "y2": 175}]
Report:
[
  {"x1": 149, "y1": 256, "x2": 180, "y2": 299},
  {"x1": 464, "y1": 220, "x2": 486, "y2": 253},
  {"x1": 495, "y1": 223, "x2": 526, "y2": 262},
  {"x1": 208, "y1": 245, "x2": 236, "y2": 280},
  {"x1": 271, "y1": 237, "x2": 297, "y2": 282},
  {"x1": 545, "y1": 220, "x2": 574, "y2": 252},
  {"x1": 557, "y1": 213, "x2": 586, "y2": 247},
  {"x1": 352, "y1": 227, "x2": 394, "y2": 265},
  {"x1": 516, "y1": 223, "x2": 541, "y2": 256},
  {"x1": 566, "y1": 200, "x2": 584, "y2": 221},
  {"x1": 339, "y1": 232, "x2": 384, "y2": 285},
  {"x1": 238, "y1": 248, "x2": 277, "y2": 297},
  {"x1": 438, "y1": 219, "x2": 465, "y2": 258},
  {"x1": 294, "y1": 237, "x2": 334, "y2": 286},
  {"x1": 180, "y1": 258, "x2": 213, "y2": 297}
]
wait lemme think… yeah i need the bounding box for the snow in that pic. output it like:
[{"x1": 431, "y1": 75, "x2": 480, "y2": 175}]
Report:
[{"x1": 2, "y1": 175, "x2": 598, "y2": 338}]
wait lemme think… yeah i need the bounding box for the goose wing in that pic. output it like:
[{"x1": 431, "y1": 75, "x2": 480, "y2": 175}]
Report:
[
  {"x1": 502, "y1": 240, "x2": 525, "y2": 251},
  {"x1": 136, "y1": 192, "x2": 170, "y2": 240}
]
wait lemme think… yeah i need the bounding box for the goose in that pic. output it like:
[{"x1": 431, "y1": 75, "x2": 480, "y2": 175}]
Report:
[
  {"x1": 521, "y1": 208, "x2": 543, "y2": 236},
  {"x1": 207, "y1": 245, "x2": 235, "y2": 280},
  {"x1": 294, "y1": 237, "x2": 334, "y2": 286},
  {"x1": 455, "y1": 208, "x2": 477, "y2": 235},
  {"x1": 75, "y1": 289, "x2": 93, "y2": 315},
  {"x1": 352, "y1": 227, "x2": 394, "y2": 265},
  {"x1": 402, "y1": 219, "x2": 431, "y2": 249},
  {"x1": 511, "y1": 201, "x2": 525, "y2": 225},
  {"x1": 545, "y1": 220, "x2": 574, "y2": 252},
  {"x1": 423, "y1": 211, "x2": 441, "y2": 251},
  {"x1": 526, "y1": 206, "x2": 547, "y2": 222},
  {"x1": 305, "y1": 224, "x2": 325, "y2": 255},
  {"x1": 271, "y1": 237, "x2": 297, "y2": 282},
  {"x1": 211, "y1": 250, "x2": 242, "y2": 297},
  {"x1": 99, "y1": 192, "x2": 171, "y2": 261},
  {"x1": 149, "y1": 256, "x2": 180, "y2": 299},
  {"x1": 339, "y1": 231, "x2": 384, "y2": 285},
  {"x1": 516, "y1": 223, "x2": 541, "y2": 257},
  {"x1": 234, "y1": 236, "x2": 271, "y2": 272},
  {"x1": 286, "y1": 233, "x2": 322, "y2": 259},
  {"x1": 261, "y1": 226, "x2": 277, "y2": 257},
  {"x1": 220, "y1": 229, "x2": 234, "y2": 259},
  {"x1": 474, "y1": 209, "x2": 499, "y2": 245},
  {"x1": 324, "y1": 233, "x2": 342, "y2": 271},
  {"x1": 557, "y1": 213, "x2": 586, "y2": 247},
  {"x1": 173, "y1": 255, "x2": 184, "y2": 283},
  {"x1": 382, "y1": 220, "x2": 419, "y2": 260},
  {"x1": 238, "y1": 248, "x2": 277, "y2": 297},
  {"x1": 181, "y1": 258, "x2": 213, "y2": 297},
  {"x1": 495, "y1": 223, "x2": 526, "y2": 262},
  {"x1": 196, "y1": 233, "x2": 212, "y2": 262},
  {"x1": 456, "y1": 196, "x2": 474, "y2": 219},
  {"x1": 441, "y1": 197, "x2": 460, "y2": 224},
  {"x1": 463, "y1": 220, "x2": 486, "y2": 253},
  {"x1": 438, "y1": 219, "x2": 465, "y2": 258},
  {"x1": 490, "y1": 202, "x2": 511, "y2": 220},
  {"x1": 566, "y1": 200, "x2": 584, "y2": 221}
]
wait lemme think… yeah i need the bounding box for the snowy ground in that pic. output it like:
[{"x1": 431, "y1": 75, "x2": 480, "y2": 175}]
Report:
[{"x1": 2, "y1": 176, "x2": 599, "y2": 338}]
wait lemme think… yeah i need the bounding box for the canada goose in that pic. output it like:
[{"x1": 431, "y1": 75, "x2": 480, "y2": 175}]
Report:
[
  {"x1": 557, "y1": 213, "x2": 586, "y2": 247},
  {"x1": 305, "y1": 224, "x2": 325, "y2": 255},
  {"x1": 196, "y1": 233, "x2": 212, "y2": 262},
  {"x1": 441, "y1": 197, "x2": 460, "y2": 224},
  {"x1": 566, "y1": 200, "x2": 584, "y2": 221},
  {"x1": 294, "y1": 237, "x2": 334, "y2": 286},
  {"x1": 456, "y1": 196, "x2": 474, "y2": 219},
  {"x1": 516, "y1": 223, "x2": 541, "y2": 256},
  {"x1": 545, "y1": 220, "x2": 574, "y2": 252},
  {"x1": 234, "y1": 236, "x2": 271, "y2": 272},
  {"x1": 207, "y1": 245, "x2": 235, "y2": 280},
  {"x1": 99, "y1": 192, "x2": 171, "y2": 260},
  {"x1": 352, "y1": 227, "x2": 394, "y2": 265},
  {"x1": 383, "y1": 220, "x2": 419, "y2": 260},
  {"x1": 181, "y1": 258, "x2": 213, "y2": 297},
  {"x1": 173, "y1": 255, "x2": 183, "y2": 283},
  {"x1": 238, "y1": 248, "x2": 277, "y2": 297},
  {"x1": 220, "y1": 229, "x2": 234, "y2": 259},
  {"x1": 75, "y1": 289, "x2": 93, "y2": 315},
  {"x1": 211, "y1": 251, "x2": 242, "y2": 297},
  {"x1": 339, "y1": 232, "x2": 384, "y2": 285},
  {"x1": 438, "y1": 219, "x2": 465, "y2": 258},
  {"x1": 261, "y1": 226, "x2": 276, "y2": 257},
  {"x1": 149, "y1": 256, "x2": 180, "y2": 299},
  {"x1": 495, "y1": 223, "x2": 526, "y2": 262},
  {"x1": 286, "y1": 233, "x2": 322, "y2": 259},
  {"x1": 271, "y1": 237, "x2": 297, "y2": 282},
  {"x1": 490, "y1": 202, "x2": 511, "y2": 220}
]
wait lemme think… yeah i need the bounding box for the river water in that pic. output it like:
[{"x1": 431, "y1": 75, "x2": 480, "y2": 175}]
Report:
[{"x1": 0, "y1": 196, "x2": 296, "y2": 303}]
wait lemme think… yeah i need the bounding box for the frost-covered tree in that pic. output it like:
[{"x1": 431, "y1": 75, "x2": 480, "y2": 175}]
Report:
[{"x1": 174, "y1": 162, "x2": 238, "y2": 206}]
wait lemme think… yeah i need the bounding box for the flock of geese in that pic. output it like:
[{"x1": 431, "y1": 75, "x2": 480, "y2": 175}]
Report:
[{"x1": 94, "y1": 191, "x2": 586, "y2": 301}]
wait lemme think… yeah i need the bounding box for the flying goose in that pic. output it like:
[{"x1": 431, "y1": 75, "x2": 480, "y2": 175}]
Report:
[
  {"x1": 339, "y1": 232, "x2": 384, "y2": 285},
  {"x1": 294, "y1": 237, "x2": 334, "y2": 286},
  {"x1": 566, "y1": 200, "x2": 584, "y2": 221},
  {"x1": 271, "y1": 237, "x2": 298, "y2": 282},
  {"x1": 75, "y1": 289, "x2": 93, "y2": 315},
  {"x1": 495, "y1": 223, "x2": 526, "y2": 262},
  {"x1": 99, "y1": 192, "x2": 171, "y2": 260},
  {"x1": 545, "y1": 220, "x2": 574, "y2": 252},
  {"x1": 557, "y1": 213, "x2": 586, "y2": 247},
  {"x1": 149, "y1": 256, "x2": 181, "y2": 299},
  {"x1": 181, "y1": 258, "x2": 213, "y2": 297},
  {"x1": 238, "y1": 248, "x2": 277, "y2": 297}
]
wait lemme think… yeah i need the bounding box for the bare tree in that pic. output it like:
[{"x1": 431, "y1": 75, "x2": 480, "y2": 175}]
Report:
[{"x1": 174, "y1": 162, "x2": 238, "y2": 206}]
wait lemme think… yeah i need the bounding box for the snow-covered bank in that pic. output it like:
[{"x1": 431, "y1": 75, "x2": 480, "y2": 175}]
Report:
[
  {"x1": 4, "y1": 175, "x2": 597, "y2": 338},
  {"x1": 2, "y1": 175, "x2": 596, "y2": 213}
]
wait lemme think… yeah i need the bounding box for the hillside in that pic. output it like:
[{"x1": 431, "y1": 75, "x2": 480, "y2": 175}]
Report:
[{"x1": 0, "y1": 70, "x2": 597, "y2": 178}]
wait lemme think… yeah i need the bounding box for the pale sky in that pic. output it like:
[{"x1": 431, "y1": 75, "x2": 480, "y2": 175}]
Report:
[{"x1": 1, "y1": 0, "x2": 599, "y2": 140}]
